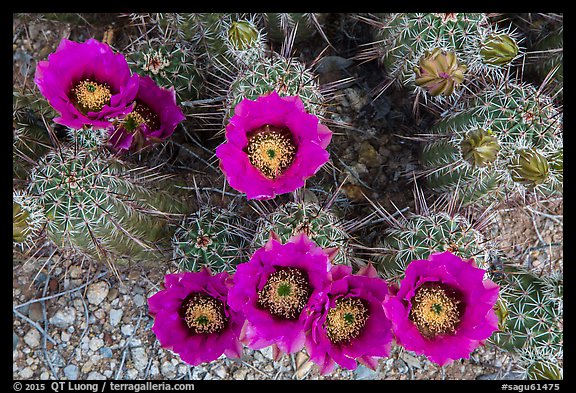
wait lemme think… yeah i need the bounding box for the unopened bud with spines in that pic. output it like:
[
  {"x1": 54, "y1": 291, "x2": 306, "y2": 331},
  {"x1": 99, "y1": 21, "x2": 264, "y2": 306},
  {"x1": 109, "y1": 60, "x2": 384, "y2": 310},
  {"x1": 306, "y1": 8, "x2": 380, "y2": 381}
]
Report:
[
  {"x1": 460, "y1": 128, "x2": 500, "y2": 168},
  {"x1": 508, "y1": 148, "x2": 550, "y2": 188},
  {"x1": 480, "y1": 33, "x2": 519, "y2": 66},
  {"x1": 414, "y1": 48, "x2": 467, "y2": 97}
]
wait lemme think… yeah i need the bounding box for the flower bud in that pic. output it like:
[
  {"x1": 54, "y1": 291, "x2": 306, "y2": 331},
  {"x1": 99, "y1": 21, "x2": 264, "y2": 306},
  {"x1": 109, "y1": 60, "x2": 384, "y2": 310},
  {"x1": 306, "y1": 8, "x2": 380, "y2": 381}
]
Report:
[
  {"x1": 414, "y1": 48, "x2": 467, "y2": 97},
  {"x1": 228, "y1": 20, "x2": 260, "y2": 51},
  {"x1": 13, "y1": 201, "x2": 30, "y2": 243},
  {"x1": 509, "y1": 148, "x2": 549, "y2": 188},
  {"x1": 480, "y1": 33, "x2": 519, "y2": 66},
  {"x1": 460, "y1": 128, "x2": 500, "y2": 167}
]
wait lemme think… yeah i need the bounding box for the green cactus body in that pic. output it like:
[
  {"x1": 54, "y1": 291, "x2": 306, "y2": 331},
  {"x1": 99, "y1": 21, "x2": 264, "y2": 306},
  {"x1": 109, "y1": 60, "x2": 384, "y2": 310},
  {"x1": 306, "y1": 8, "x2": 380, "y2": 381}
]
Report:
[
  {"x1": 371, "y1": 13, "x2": 488, "y2": 90},
  {"x1": 490, "y1": 266, "x2": 563, "y2": 379},
  {"x1": 172, "y1": 207, "x2": 253, "y2": 274},
  {"x1": 374, "y1": 208, "x2": 493, "y2": 282},
  {"x1": 252, "y1": 201, "x2": 352, "y2": 266},
  {"x1": 226, "y1": 52, "x2": 325, "y2": 120},
  {"x1": 13, "y1": 190, "x2": 46, "y2": 249},
  {"x1": 28, "y1": 140, "x2": 190, "y2": 264},
  {"x1": 126, "y1": 42, "x2": 204, "y2": 103},
  {"x1": 13, "y1": 92, "x2": 54, "y2": 180},
  {"x1": 420, "y1": 82, "x2": 563, "y2": 205}
]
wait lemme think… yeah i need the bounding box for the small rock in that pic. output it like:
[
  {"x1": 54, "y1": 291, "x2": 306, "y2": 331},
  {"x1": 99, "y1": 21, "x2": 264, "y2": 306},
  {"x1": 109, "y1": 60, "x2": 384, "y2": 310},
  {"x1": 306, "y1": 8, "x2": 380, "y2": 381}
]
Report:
[
  {"x1": 107, "y1": 288, "x2": 119, "y2": 301},
  {"x1": 28, "y1": 303, "x2": 44, "y2": 322},
  {"x1": 110, "y1": 309, "x2": 123, "y2": 327},
  {"x1": 89, "y1": 337, "x2": 104, "y2": 352},
  {"x1": 13, "y1": 331, "x2": 19, "y2": 351},
  {"x1": 86, "y1": 282, "x2": 109, "y2": 306},
  {"x1": 68, "y1": 266, "x2": 82, "y2": 279},
  {"x1": 353, "y1": 364, "x2": 378, "y2": 380},
  {"x1": 161, "y1": 361, "x2": 176, "y2": 378},
  {"x1": 358, "y1": 141, "x2": 382, "y2": 168},
  {"x1": 23, "y1": 329, "x2": 40, "y2": 348},
  {"x1": 131, "y1": 347, "x2": 148, "y2": 371},
  {"x1": 99, "y1": 347, "x2": 113, "y2": 358},
  {"x1": 259, "y1": 346, "x2": 274, "y2": 360},
  {"x1": 133, "y1": 294, "x2": 145, "y2": 308},
  {"x1": 121, "y1": 324, "x2": 134, "y2": 336},
  {"x1": 213, "y1": 365, "x2": 227, "y2": 379},
  {"x1": 86, "y1": 371, "x2": 106, "y2": 380},
  {"x1": 63, "y1": 364, "x2": 79, "y2": 380},
  {"x1": 233, "y1": 368, "x2": 248, "y2": 380},
  {"x1": 40, "y1": 371, "x2": 50, "y2": 380},
  {"x1": 49, "y1": 307, "x2": 76, "y2": 328},
  {"x1": 61, "y1": 331, "x2": 71, "y2": 342},
  {"x1": 20, "y1": 367, "x2": 34, "y2": 379}
]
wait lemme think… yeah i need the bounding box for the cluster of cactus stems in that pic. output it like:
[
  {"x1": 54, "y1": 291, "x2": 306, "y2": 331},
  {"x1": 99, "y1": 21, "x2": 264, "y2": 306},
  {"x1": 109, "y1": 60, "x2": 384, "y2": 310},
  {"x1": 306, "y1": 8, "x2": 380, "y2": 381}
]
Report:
[
  {"x1": 357, "y1": 13, "x2": 523, "y2": 103},
  {"x1": 25, "y1": 130, "x2": 191, "y2": 271},
  {"x1": 417, "y1": 79, "x2": 563, "y2": 206},
  {"x1": 366, "y1": 185, "x2": 499, "y2": 282},
  {"x1": 12, "y1": 13, "x2": 563, "y2": 379},
  {"x1": 490, "y1": 264, "x2": 563, "y2": 380}
]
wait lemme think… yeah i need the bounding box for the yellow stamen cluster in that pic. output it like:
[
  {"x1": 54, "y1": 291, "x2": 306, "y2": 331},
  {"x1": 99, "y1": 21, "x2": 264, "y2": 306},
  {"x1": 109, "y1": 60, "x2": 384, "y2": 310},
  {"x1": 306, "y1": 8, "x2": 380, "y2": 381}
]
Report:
[
  {"x1": 257, "y1": 267, "x2": 310, "y2": 320},
  {"x1": 133, "y1": 101, "x2": 161, "y2": 130},
  {"x1": 325, "y1": 297, "x2": 369, "y2": 344},
  {"x1": 409, "y1": 283, "x2": 462, "y2": 339},
  {"x1": 72, "y1": 79, "x2": 112, "y2": 114},
  {"x1": 183, "y1": 293, "x2": 227, "y2": 334},
  {"x1": 246, "y1": 125, "x2": 296, "y2": 179}
]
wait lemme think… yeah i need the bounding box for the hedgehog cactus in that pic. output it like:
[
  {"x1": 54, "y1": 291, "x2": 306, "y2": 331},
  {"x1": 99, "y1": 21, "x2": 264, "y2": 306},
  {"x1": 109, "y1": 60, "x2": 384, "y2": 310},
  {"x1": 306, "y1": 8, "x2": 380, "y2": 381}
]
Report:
[
  {"x1": 221, "y1": 18, "x2": 266, "y2": 65},
  {"x1": 419, "y1": 81, "x2": 563, "y2": 206},
  {"x1": 172, "y1": 206, "x2": 254, "y2": 274},
  {"x1": 225, "y1": 52, "x2": 326, "y2": 120},
  {"x1": 357, "y1": 13, "x2": 522, "y2": 101},
  {"x1": 13, "y1": 189, "x2": 46, "y2": 250},
  {"x1": 252, "y1": 201, "x2": 353, "y2": 266},
  {"x1": 27, "y1": 132, "x2": 190, "y2": 266},
  {"x1": 370, "y1": 190, "x2": 497, "y2": 282},
  {"x1": 490, "y1": 266, "x2": 563, "y2": 379}
]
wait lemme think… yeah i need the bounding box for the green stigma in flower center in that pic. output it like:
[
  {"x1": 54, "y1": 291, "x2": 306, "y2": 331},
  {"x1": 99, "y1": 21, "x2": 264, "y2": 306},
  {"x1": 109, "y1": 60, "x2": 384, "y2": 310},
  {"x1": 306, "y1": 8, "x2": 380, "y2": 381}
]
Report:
[
  {"x1": 257, "y1": 267, "x2": 311, "y2": 320},
  {"x1": 325, "y1": 296, "x2": 369, "y2": 344},
  {"x1": 181, "y1": 293, "x2": 227, "y2": 334},
  {"x1": 123, "y1": 100, "x2": 161, "y2": 133},
  {"x1": 409, "y1": 282, "x2": 463, "y2": 339},
  {"x1": 71, "y1": 79, "x2": 112, "y2": 114},
  {"x1": 245, "y1": 125, "x2": 297, "y2": 179}
]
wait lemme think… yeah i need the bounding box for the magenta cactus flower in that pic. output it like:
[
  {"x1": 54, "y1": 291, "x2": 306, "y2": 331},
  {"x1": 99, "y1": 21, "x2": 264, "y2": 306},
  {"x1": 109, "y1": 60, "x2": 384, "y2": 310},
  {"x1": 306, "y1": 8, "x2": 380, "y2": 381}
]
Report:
[
  {"x1": 34, "y1": 38, "x2": 139, "y2": 129},
  {"x1": 227, "y1": 233, "x2": 332, "y2": 354},
  {"x1": 383, "y1": 251, "x2": 500, "y2": 366},
  {"x1": 215, "y1": 91, "x2": 332, "y2": 200},
  {"x1": 108, "y1": 75, "x2": 185, "y2": 152},
  {"x1": 147, "y1": 269, "x2": 244, "y2": 366},
  {"x1": 305, "y1": 264, "x2": 394, "y2": 375}
]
